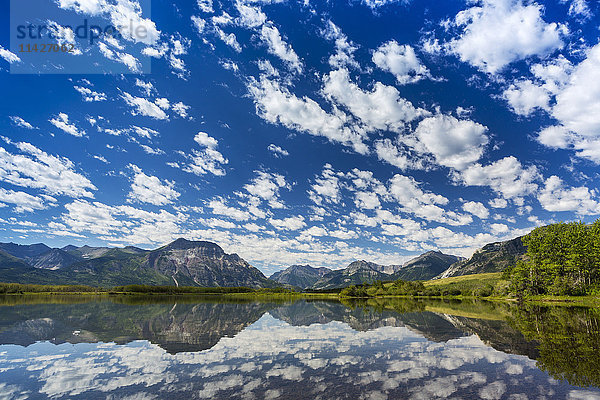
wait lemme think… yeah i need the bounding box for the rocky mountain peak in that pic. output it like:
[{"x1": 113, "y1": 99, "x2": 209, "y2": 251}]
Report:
[{"x1": 165, "y1": 238, "x2": 225, "y2": 254}]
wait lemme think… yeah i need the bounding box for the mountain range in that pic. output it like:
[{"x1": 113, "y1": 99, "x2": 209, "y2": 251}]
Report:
[
  {"x1": 0, "y1": 235, "x2": 528, "y2": 289},
  {"x1": 0, "y1": 238, "x2": 275, "y2": 288}
]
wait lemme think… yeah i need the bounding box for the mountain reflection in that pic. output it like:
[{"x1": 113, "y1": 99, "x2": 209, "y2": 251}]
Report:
[{"x1": 0, "y1": 295, "x2": 598, "y2": 398}]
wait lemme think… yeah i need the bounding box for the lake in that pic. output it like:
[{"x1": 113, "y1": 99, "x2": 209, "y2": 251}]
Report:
[{"x1": 0, "y1": 296, "x2": 599, "y2": 399}]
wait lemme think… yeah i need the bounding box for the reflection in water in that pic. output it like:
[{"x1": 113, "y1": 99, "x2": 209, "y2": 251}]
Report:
[{"x1": 0, "y1": 296, "x2": 598, "y2": 399}]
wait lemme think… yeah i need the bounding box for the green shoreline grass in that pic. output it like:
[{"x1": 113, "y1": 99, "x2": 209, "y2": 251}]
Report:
[{"x1": 1, "y1": 276, "x2": 599, "y2": 306}]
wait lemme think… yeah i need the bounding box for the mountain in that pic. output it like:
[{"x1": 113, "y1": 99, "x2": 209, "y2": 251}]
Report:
[
  {"x1": 310, "y1": 260, "x2": 390, "y2": 290},
  {"x1": 62, "y1": 245, "x2": 112, "y2": 259},
  {"x1": 28, "y1": 248, "x2": 82, "y2": 270},
  {"x1": 367, "y1": 262, "x2": 403, "y2": 275},
  {"x1": 391, "y1": 251, "x2": 462, "y2": 281},
  {"x1": 269, "y1": 265, "x2": 331, "y2": 289},
  {"x1": 0, "y1": 239, "x2": 277, "y2": 288},
  {"x1": 0, "y1": 243, "x2": 51, "y2": 260},
  {"x1": 437, "y1": 237, "x2": 527, "y2": 278},
  {"x1": 144, "y1": 239, "x2": 275, "y2": 288}
]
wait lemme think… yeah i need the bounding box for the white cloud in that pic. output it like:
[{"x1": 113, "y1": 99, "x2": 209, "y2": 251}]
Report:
[
  {"x1": 61, "y1": 200, "x2": 185, "y2": 244},
  {"x1": 0, "y1": 140, "x2": 96, "y2": 198},
  {"x1": 462, "y1": 201, "x2": 489, "y2": 219},
  {"x1": 248, "y1": 75, "x2": 368, "y2": 154},
  {"x1": 0, "y1": 45, "x2": 21, "y2": 63},
  {"x1": 59, "y1": 0, "x2": 160, "y2": 45},
  {"x1": 354, "y1": 191, "x2": 381, "y2": 210},
  {"x1": 49, "y1": 113, "x2": 86, "y2": 137},
  {"x1": 244, "y1": 171, "x2": 289, "y2": 209},
  {"x1": 98, "y1": 42, "x2": 141, "y2": 73},
  {"x1": 446, "y1": 0, "x2": 566, "y2": 73},
  {"x1": 321, "y1": 21, "x2": 360, "y2": 70},
  {"x1": 322, "y1": 68, "x2": 428, "y2": 132},
  {"x1": 372, "y1": 41, "x2": 430, "y2": 84},
  {"x1": 184, "y1": 132, "x2": 228, "y2": 176},
  {"x1": 388, "y1": 174, "x2": 472, "y2": 226},
  {"x1": 567, "y1": 0, "x2": 592, "y2": 18},
  {"x1": 488, "y1": 198, "x2": 508, "y2": 208},
  {"x1": 455, "y1": 156, "x2": 540, "y2": 200},
  {"x1": 207, "y1": 198, "x2": 252, "y2": 221},
  {"x1": 414, "y1": 114, "x2": 488, "y2": 170},
  {"x1": 260, "y1": 25, "x2": 302, "y2": 73},
  {"x1": 197, "y1": 0, "x2": 213, "y2": 13},
  {"x1": 309, "y1": 165, "x2": 341, "y2": 205},
  {"x1": 172, "y1": 102, "x2": 191, "y2": 119},
  {"x1": 490, "y1": 223, "x2": 509, "y2": 234},
  {"x1": 267, "y1": 144, "x2": 289, "y2": 157},
  {"x1": 0, "y1": 188, "x2": 47, "y2": 213},
  {"x1": 9, "y1": 116, "x2": 34, "y2": 129},
  {"x1": 236, "y1": 3, "x2": 267, "y2": 28},
  {"x1": 538, "y1": 175, "x2": 600, "y2": 215},
  {"x1": 74, "y1": 86, "x2": 107, "y2": 102},
  {"x1": 542, "y1": 44, "x2": 600, "y2": 162},
  {"x1": 128, "y1": 165, "x2": 180, "y2": 206},
  {"x1": 215, "y1": 27, "x2": 242, "y2": 52},
  {"x1": 121, "y1": 92, "x2": 168, "y2": 120},
  {"x1": 269, "y1": 215, "x2": 306, "y2": 231},
  {"x1": 503, "y1": 80, "x2": 550, "y2": 116}
]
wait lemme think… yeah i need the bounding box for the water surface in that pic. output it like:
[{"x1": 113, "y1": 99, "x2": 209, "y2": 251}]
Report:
[{"x1": 0, "y1": 296, "x2": 598, "y2": 399}]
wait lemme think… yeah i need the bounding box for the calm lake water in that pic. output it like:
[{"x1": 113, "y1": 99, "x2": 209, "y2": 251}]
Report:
[{"x1": 0, "y1": 296, "x2": 599, "y2": 399}]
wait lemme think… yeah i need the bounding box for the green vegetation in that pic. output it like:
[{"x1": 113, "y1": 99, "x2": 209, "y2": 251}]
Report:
[
  {"x1": 0, "y1": 282, "x2": 306, "y2": 297},
  {"x1": 0, "y1": 282, "x2": 102, "y2": 294},
  {"x1": 505, "y1": 220, "x2": 600, "y2": 297},
  {"x1": 340, "y1": 273, "x2": 509, "y2": 298}
]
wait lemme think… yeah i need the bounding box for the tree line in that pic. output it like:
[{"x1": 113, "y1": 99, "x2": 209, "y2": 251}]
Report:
[{"x1": 506, "y1": 220, "x2": 600, "y2": 296}]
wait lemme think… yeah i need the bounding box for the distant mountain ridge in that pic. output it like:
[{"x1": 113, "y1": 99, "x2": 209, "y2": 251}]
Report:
[
  {"x1": 392, "y1": 251, "x2": 463, "y2": 281},
  {"x1": 437, "y1": 237, "x2": 527, "y2": 279},
  {"x1": 269, "y1": 265, "x2": 331, "y2": 289},
  {"x1": 311, "y1": 260, "x2": 391, "y2": 291},
  {"x1": 0, "y1": 234, "x2": 530, "y2": 289},
  {"x1": 0, "y1": 239, "x2": 276, "y2": 288}
]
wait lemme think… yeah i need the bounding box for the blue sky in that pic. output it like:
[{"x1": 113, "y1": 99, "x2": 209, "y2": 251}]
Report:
[{"x1": 0, "y1": 0, "x2": 599, "y2": 274}]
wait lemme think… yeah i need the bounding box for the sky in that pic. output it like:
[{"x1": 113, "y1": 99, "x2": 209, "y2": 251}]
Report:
[{"x1": 0, "y1": 0, "x2": 599, "y2": 275}]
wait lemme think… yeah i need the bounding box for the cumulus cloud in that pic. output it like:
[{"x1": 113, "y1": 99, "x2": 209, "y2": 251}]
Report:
[
  {"x1": 0, "y1": 45, "x2": 21, "y2": 63},
  {"x1": 0, "y1": 140, "x2": 96, "y2": 198},
  {"x1": 121, "y1": 92, "x2": 168, "y2": 120},
  {"x1": 389, "y1": 174, "x2": 472, "y2": 226},
  {"x1": 322, "y1": 68, "x2": 428, "y2": 132},
  {"x1": 321, "y1": 21, "x2": 360, "y2": 70},
  {"x1": 49, "y1": 113, "x2": 86, "y2": 137},
  {"x1": 0, "y1": 188, "x2": 47, "y2": 213},
  {"x1": 260, "y1": 25, "x2": 302, "y2": 73},
  {"x1": 503, "y1": 80, "x2": 550, "y2": 116},
  {"x1": 455, "y1": 156, "x2": 540, "y2": 200},
  {"x1": 541, "y1": 44, "x2": 600, "y2": 162},
  {"x1": 58, "y1": 0, "x2": 160, "y2": 45},
  {"x1": 309, "y1": 165, "x2": 342, "y2": 205},
  {"x1": 60, "y1": 199, "x2": 185, "y2": 244},
  {"x1": 414, "y1": 114, "x2": 488, "y2": 170},
  {"x1": 462, "y1": 201, "x2": 489, "y2": 219},
  {"x1": 248, "y1": 75, "x2": 368, "y2": 154},
  {"x1": 244, "y1": 171, "x2": 289, "y2": 209},
  {"x1": 538, "y1": 175, "x2": 600, "y2": 215},
  {"x1": 9, "y1": 116, "x2": 34, "y2": 129},
  {"x1": 269, "y1": 215, "x2": 306, "y2": 230},
  {"x1": 372, "y1": 41, "x2": 430, "y2": 84},
  {"x1": 74, "y1": 86, "x2": 107, "y2": 102},
  {"x1": 446, "y1": 0, "x2": 566, "y2": 73},
  {"x1": 267, "y1": 144, "x2": 289, "y2": 157},
  {"x1": 184, "y1": 132, "x2": 228, "y2": 176},
  {"x1": 128, "y1": 165, "x2": 180, "y2": 206}
]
